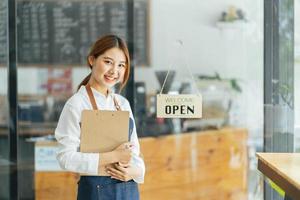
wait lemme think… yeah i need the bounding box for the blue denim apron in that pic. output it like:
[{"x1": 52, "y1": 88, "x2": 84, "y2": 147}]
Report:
[
  {"x1": 78, "y1": 85, "x2": 139, "y2": 200},
  {"x1": 77, "y1": 176, "x2": 139, "y2": 200}
]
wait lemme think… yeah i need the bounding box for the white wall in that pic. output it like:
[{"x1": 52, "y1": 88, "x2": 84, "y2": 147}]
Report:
[
  {"x1": 136, "y1": 0, "x2": 263, "y2": 91},
  {"x1": 135, "y1": 0, "x2": 264, "y2": 137}
]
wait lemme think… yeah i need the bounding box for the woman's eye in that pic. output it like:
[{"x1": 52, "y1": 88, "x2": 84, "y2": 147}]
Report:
[
  {"x1": 104, "y1": 60, "x2": 112, "y2": 64},
  {"x1": 119, "y1": 64, "x2": 125, "y2": 68}
]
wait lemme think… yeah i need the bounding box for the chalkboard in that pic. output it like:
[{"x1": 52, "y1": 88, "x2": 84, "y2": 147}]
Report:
[
  {"x1": 0, "y1": 0, "x2": 7, "y2": 65},
  {"x1": 0, "y1": 0, "x2": 149, "y2": 66}
]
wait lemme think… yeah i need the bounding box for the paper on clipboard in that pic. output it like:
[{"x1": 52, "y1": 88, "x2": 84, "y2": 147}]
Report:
[
  {"x1": 80, "y1": 110, "x2": 129, "y2": 153},
  {"x1": 79, "y1": 110, "x2": 130, "y2": 176}
]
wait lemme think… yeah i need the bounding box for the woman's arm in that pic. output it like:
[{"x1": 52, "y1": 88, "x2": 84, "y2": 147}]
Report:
[{"x1": 55, "y1": 103, "x2": 100, "y2": 174}]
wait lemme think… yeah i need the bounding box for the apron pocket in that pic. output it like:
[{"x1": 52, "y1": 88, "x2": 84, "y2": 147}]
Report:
[
  {"x1": 96, "y1": 185, "x2": 101, "y2": 200},
  {"x1": 115, "y1": 181, "x2": 139, "y2": 200}
]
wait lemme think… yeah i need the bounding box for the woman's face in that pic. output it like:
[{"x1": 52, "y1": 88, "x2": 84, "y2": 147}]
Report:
[{"x1": 89, "y1": 47, "x2": 127, "y2": 90}]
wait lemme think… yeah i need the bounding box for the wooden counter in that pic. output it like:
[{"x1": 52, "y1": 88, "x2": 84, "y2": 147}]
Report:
[
  {"x1": 35, "y1": 128, "x2": 248, "y2": 200},
  {"x1": 139, "y1": 128, "x2": 248, "y2": 200},
  {"x1": 257, "y1": 153, "x2": 300, "y2": 199},
  {"x1": 0, "y1": 122, "x2": 56, "y2": 136}
]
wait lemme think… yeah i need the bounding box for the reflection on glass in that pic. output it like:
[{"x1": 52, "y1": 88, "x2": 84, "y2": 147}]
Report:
[
  {"x1": 134, "y1": 0, "x2": 264, "y2": 199},
  {"x1": 295, "y1": 0, "x2": 300, "y2": 152}
]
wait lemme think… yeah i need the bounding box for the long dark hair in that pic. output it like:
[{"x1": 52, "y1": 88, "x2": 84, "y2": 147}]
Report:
[{"x1": 77, "y1": 35, "x2": 130, "y2": 92}]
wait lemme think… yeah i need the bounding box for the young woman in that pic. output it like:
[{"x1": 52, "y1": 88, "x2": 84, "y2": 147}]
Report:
[{"x1": 55, "y1": 35, "x2": 145, "y2": 200}]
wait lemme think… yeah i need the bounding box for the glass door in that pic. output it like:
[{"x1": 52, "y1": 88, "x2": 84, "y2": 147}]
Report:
[{"x1": 134, "y1": 0, "x2": 264, "y2": 199}]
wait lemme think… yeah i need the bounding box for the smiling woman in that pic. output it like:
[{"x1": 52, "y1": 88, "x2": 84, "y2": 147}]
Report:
[
  {"x1": 55, "y1": 35, "x2": 145, "y2": 200},
  {"x1": 77, "y1": 35, "x2": 131, "y2": 93}
]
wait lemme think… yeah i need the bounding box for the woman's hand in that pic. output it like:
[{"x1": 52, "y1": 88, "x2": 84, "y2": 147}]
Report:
[
  {"x1": 112, "y1": 142, "x2": 133, "y2": 164},
  {"x1": 98, "y1": 142, "x2": 133, "y2": 168},
  {"x1": 105, "y1": 162, "x2": 141, "y2": 182}
]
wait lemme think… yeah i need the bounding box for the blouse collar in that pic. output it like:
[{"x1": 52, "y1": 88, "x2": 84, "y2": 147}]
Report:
[{"x1": 79, "y1": 85, "x2": 113, "y2": 100}]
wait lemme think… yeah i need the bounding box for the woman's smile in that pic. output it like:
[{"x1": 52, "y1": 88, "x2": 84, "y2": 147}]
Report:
[{"x1": 104, "y1": 74, "x2": 118, "y2": 83}]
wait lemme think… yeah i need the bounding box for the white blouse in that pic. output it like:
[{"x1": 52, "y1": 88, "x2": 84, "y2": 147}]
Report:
[{"x1": 55, "y1": 86, "x2": 145, "y2": 183}]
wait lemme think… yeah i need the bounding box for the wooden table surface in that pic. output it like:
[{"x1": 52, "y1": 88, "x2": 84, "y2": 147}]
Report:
[{"x1": 257, "y1": 153, "x2": 300, "y2": 199}]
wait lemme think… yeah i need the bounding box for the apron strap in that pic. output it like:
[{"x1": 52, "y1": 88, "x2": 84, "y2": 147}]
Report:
[
  {"x1": 113, "y1": 96, "x2": 121, "y2": 111},
  {"x1": 85, "y1": 84, "x2": 98, "y2": 110}
]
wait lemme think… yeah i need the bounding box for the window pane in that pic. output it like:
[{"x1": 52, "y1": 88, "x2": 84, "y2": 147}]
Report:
[
  {"x1": 134, "y1": 0, "x2": 264, "y2": 199},
  {"x1": 295, "y1": 0, "x2": 300, "y2": 152}
]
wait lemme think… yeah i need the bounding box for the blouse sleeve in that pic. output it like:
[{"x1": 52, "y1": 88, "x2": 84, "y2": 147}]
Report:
[
  {"x1": 125, "y1": 100, "x2": 146, "y2": 184},
  {"x1": 55, "y1": 102, "x2": 100, "y2": 175}
]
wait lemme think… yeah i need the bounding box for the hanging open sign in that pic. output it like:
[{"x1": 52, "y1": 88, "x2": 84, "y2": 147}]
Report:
[{"x1": 156, "y1": 94, "x2": 202, "y2": 118}]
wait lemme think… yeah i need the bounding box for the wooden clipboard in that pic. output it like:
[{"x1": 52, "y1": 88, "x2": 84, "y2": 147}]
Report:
[{"x1": 79, "y1": 109, "x2": 129, "y2": 176}]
